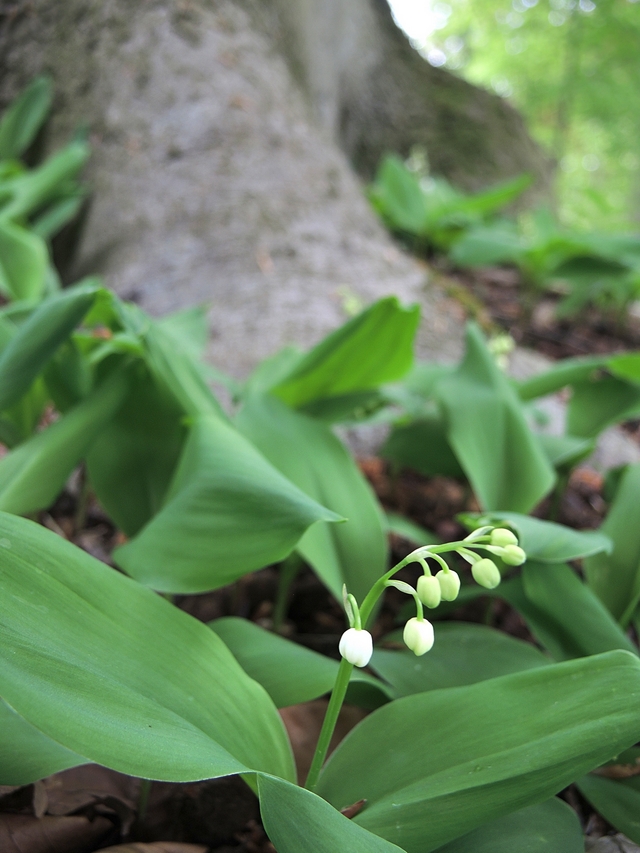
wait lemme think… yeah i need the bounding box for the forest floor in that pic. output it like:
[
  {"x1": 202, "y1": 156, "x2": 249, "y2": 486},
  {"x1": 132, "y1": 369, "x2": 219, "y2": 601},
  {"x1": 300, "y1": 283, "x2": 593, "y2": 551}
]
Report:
[{"x1": 2, "y1": 264, "x2": 639, "y2": 853}]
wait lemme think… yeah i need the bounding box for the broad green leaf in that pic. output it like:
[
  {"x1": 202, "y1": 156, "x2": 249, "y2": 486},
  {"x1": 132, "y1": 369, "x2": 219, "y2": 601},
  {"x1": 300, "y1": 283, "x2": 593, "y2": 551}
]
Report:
[
  {"x1": 317, "y1": 651, "x2": 640, "y2": 853},
  {"x1": 0, "y1": 369, "x2": 128, "y2": 516},
  {"x1": 371, "y1": 622, "x2": 550, "y2": 697},
  {"x1": 382, "y1": 416, "x2": 465, "y2": 478},
  {"x1": 0, "y1": 374, "x2": 48, "y2": 447},
  {"x1": 517, "y1": 354, "x2": 609, "y2": 401},
  {"x1": 538, "y1": 433, "x2": 594, "y2": 470},
  {"x1": 257, "y1": 774, "x2": 406, "y2": 853},
  {"x1": 272, "y1": 297, "x2": 420, "y2": 409},
  {"x1": 157, "y1": 304, "x2": 210, "y2": 360},
  {"x1": 1, "y1": 140, "x2": 89, "y2": 222},
  {"x1": 144, "y1": 322, "x2": 224, "y2": 419},
  {"x1": 86, "y1": 361, "x2": 187, "y2": 536},
  {"x1": 31, "y1": 193, "x2": 85, "y2": 240},
  {"x1": 0, "y1": 76, "x2": 52, "y2": 160},
  {"x1": 435, "y1": 323, "x2": 555, "y2": 513},
  {"x1": 115, "y1": 415, "x2": 341, "y2": 593},
  {"x1": 450, "y1": 222, "x2": 524, "y2": 268},
  {"x1": 567, "y1": 375, "x2": 640, "y2": 438},
  {"x1": 435, "y1": 798, "x2": 584, "y2": 853},
  {"x1": 236, "y1": 394, "x2": 387, "y2": 603},
  {"x1": 0, "y1": 699, "x2": 86, "y2": 785},
  {"x1": 585, "y1": 462, "x2": 640, "y2": 625},
  {"x1": 0, "y1": 512, "x2": 295, "y2": 784},
  {"x1": 369, "y1": 154, "x2": 428, "y2": 235},
  {"x1": 470, "y1": 511, "x2": 612, "y2": 562},
  {"x1": 608, "y1": 352, "x2": 640, "y2": 383},
  {"x1": 300, "y1": 389, "x2": 386, "y2": 424},
  {"x1": 0, "y1": 279, "x2": 100, "y2": 412},
  {"x1": 385, "y1": 512, "x2": 439, "y2": 546},
  {"x1": 578, "y1": 765, "x2": 640, "y2": 844},
  {"x1": 499, "y1": 563, "x2": 637, "y2": 660},
  {"x1": 210, "y1": 617, "x2": 391, "y2": 708},
  {"x1": 0, "y1": 220, "x2": 48, "y2": 302}
]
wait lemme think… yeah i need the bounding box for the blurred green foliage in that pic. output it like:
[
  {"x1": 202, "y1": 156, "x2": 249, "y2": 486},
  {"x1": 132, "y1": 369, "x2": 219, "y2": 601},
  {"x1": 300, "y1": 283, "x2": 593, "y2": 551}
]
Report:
[{"x1": 402, "y1": 0, "x2": 640, "y2": 229}]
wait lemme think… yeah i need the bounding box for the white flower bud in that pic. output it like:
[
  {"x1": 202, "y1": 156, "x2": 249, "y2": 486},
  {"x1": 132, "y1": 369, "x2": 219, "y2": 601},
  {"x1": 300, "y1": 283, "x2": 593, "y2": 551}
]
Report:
[
  {"x1": 436, "y1": 569, "x2": 461, "y2": 601},
  {"x1": 490, "y1": 528, "x2": 518, "y2": 547},
  {"x1": 471, "y1": 558, "x2": 501, "y2": 589},
  {"x1": 338, "y1": 628, "x2": 373, "y2": 667},
  {"x1": 500, "y1": 544, "x2": 526, "y2": 566},
  {"x1": 417, "y1": 574, "x2": 442, "y2": 609},
  {"x1": 403, "y1": 617, "x2": 434, "y2": 656}
]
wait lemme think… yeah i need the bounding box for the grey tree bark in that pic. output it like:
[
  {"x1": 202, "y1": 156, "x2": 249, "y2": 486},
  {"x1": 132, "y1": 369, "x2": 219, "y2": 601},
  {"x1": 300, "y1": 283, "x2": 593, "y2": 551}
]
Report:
[{"x1": 0, "y1": 0, "x2": 551, "y2": 377}]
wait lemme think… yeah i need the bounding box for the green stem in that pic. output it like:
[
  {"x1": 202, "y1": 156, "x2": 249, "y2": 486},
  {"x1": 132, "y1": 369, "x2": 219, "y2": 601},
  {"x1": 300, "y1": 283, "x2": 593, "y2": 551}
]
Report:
[
  {"x1": 305, "y1": 657, "x2": 353, "y2": 792},
  {"x1": 73, "y1": 464, "x2": 90, "y2": 534},
  {"x1": 272, "y1": 553, "x2": 303, "y2": 633}
]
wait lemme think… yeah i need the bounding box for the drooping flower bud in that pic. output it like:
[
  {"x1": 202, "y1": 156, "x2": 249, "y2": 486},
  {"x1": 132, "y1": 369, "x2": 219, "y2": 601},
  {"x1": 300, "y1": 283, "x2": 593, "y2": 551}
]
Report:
[
  {"x1": 490, "y1": 527, "x2": 518, "y2": 547},
  {"x1": 499, "y1": 544, "x2": 526, "y2": 566},
  {"x1": 436, "y1": 569, "x2": 461, "y2": 601},
  {"x1": 417, "y1": 574, "x2": 442, "y2": 609},
  {"x1": 471, "y1": 558, "x2": 501, "y2": 589},
  {"x1": 403, "y1": 617, "x2": 434, "y2": 656},
  {"x1": 338, "y1": 628, "x2": 373, "y2": 667}
]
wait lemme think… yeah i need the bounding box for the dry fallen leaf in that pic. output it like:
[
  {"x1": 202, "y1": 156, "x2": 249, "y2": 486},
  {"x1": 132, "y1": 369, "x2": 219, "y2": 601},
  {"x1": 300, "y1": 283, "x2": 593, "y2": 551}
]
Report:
[
  {"x1": 0, "y1": 813, "x2": 113, "y2": 853},
  {"x1": 99, "y1": 844, "x2": 207, "y2": 853}
]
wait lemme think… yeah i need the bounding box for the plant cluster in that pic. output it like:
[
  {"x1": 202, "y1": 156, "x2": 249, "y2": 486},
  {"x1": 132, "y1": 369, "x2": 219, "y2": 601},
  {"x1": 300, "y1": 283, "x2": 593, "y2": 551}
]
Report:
[
  {"x1": 370, "y1": 153, "x2": 640, "y2": 320},
  {"x1": 3, "y1": 79, "x2": 640, "y2": 852}
]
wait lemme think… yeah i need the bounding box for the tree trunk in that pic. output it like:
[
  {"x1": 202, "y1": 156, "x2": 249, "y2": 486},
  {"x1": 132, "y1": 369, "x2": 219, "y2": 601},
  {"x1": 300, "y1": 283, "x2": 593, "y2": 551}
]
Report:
[{"x1": 0, "y1": 0, "x2": 551, "y2": 376}]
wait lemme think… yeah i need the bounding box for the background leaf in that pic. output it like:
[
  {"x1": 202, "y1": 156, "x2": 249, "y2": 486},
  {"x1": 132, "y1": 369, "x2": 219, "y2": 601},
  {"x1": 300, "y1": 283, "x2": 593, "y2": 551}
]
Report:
[
  {"x1": 0, "y1": 75, "x2": 52, "y2": 160},
  {"x1": 115, "y1": 415, "x2": 341, "y2": 593},
  {"x1": 584, "y1": 462, "x2": 640, "y2": 625},
  {"x1": 210, "y1": 617, "x2": 391, "y2": 708},
  {"x1": 371, "y1": 622, "x2": 550, "y2": 697},
  {"x1": 434, "y1": 798, "x2": 584, "y2": 853},
  {"x1": 272, "y1": 297, "x2": 419, "y2": 409},
  {"x1": 435, "y1": 323, "x2": 555, "y2": 513},
  {"x1": 236, "y1": 394, "x2": 387, "y2": 603},
  {"x1": 578, "y1": 763, "x2": 640, "y2": 845}
]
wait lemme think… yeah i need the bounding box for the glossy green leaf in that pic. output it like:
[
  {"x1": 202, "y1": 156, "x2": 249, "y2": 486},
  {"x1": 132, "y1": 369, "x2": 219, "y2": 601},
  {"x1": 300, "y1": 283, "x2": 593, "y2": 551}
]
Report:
[
  {"x1": 371, "y1": 622, "x2": 550, "y2": 697},
  {"x1": 236, "y1": 394, "x2": 387, "y2": 603},
  {"x1": 272, "y1": 297, "x2": 420, "y2": 409},
  {"x1": 0, "y1": 76, "x2": 52, "y2": 160},
  {"x1": 567, "y1": 375, "x2": 640, "y2": 438},
  {"x1": 472, "y1": 511, "x2": 612, "y2": 562},
  {"x1": 499, "y1": 563, "x2": 637, "y2": 660},
  {"x1": 317, "y1": 651, "x2": 640, "y2": 852},
  {"x1": 0, "y1": 512, "x2": 295, "y2": 784},
  {"x1": 87, "y1": 362, "x2": 187, "y2": 536},
  {"x1": 0, "y1": 370, "x2": 128, "y2": 515},
  {"x1": 435, "y1": 798, "x2": 584, "y2": 853},
  {"x1": 257, "y1": 774, "x2": 406, "y2": 853},
  {"x1": 584, "y1": 462, "x2": 640, "y2": 625},
  {"x1": 578, "y1": 767, "x2": 640, "y2": 844},
  {"x1": 0, "y1": 699, "x2": 86, "y2": 785},
  {"x1": 435, "y1": 323, "x2": 555, "y2": 513},
  {"x1": 210, "y1": 617, "x2": 391, "y2": 708},
  {"x1": 115, "y1": 414, "x2": 341, "y2": 593},
  {"x1": 0, "y1": 279, "x2": 99, "y2": 412},
  {"x1": 0, "y1": 220, "x2": 48, "y2": 302}
]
